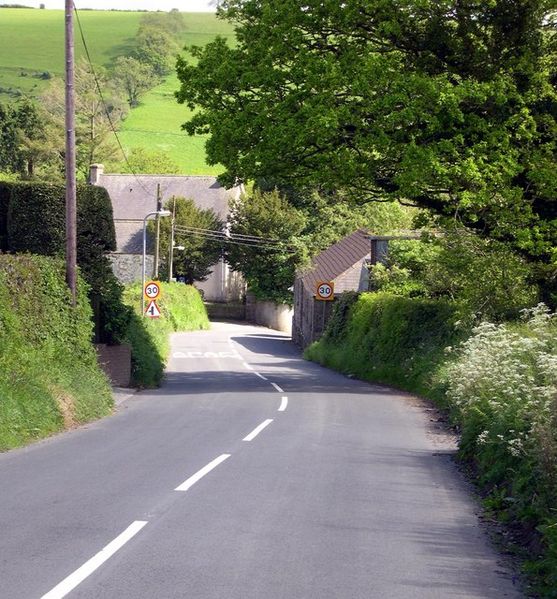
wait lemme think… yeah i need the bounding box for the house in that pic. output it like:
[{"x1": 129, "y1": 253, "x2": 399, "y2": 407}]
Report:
[
  {"x1": 292, "y1": 229, "x2": 385, "y2": 347},
  {"x1": 89, "y1": 164, "x2": 244, "y2": 302}
]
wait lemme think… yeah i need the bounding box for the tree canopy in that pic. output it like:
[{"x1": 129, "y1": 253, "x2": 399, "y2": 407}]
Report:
[
  {"x1": 176, "y1": 0, "x2": 556, "y2": 272},
  {"x1": 152, "y1": 197, "x2": 223, "y2": 285}
]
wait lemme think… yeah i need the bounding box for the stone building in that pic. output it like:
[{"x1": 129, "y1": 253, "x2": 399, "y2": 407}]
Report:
[
  {"x1": 89, "y1": 164, "x2": 244, "y2": 302},
  {"x1": 292, "y1": 229, "x2": 378, "y2": 348}
]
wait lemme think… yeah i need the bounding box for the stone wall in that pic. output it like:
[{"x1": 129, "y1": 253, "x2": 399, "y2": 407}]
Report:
[
  {"x1": 95, "y1": 343, "x2": 132, "y2": 388},
  {"x1": 246, "y1": 294, "x2": 293, "y2": 335},
  {"x1": 109, "y1": 253, "x2": 154, "y2": 284}
]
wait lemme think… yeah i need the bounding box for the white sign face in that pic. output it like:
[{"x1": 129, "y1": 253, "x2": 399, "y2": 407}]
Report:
[
  {"x1": 145, "y1": 300, "x2": 161, "y2": 318},
  {"x1": 144, "y1": 281, "x2": 161, "y2": 300},
  {"x1": 316, "y1": 281, "x2": 334, "y2": 301}
]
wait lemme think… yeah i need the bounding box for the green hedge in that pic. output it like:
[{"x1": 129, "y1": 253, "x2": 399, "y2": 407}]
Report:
[
  {"x1": 307, "y1": 292, "x2": 463, "y2": 398},
  {"x1": 122, "y1": 282, "x2": 210, "y2": 388},
  {"x1": 6, "y1": 181, "x2": 116, "y2": 258},
  {"x1": 3, "y1": 181, "x2": 128, "y2": 343},
  {"x1": 0, "y1": 255, "x2": 113, "y2": 451},
  {"x1": 0, "y1": 181, "x2": 10, "y2": 251}
]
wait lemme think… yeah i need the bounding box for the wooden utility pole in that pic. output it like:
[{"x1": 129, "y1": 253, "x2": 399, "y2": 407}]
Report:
[
  {"x1": 154, "y1": 183, "x2": 162, "y2": 279},
  {"x1": 65, "y1": 0, "x2": 77, "y2": 303}
]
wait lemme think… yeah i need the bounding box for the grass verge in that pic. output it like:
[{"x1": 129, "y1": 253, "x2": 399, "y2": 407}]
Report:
[{"x1": 0, "y1": 255, "x2": 113, "y2": 451}]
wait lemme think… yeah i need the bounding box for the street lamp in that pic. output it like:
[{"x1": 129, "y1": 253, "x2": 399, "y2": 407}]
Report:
[{"x1": 142, "y1": 209, "x2": 171, "y2": 316}]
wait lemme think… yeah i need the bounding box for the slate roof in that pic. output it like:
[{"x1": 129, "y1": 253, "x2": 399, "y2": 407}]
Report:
[
  {"x1": 94, "y1": 174, "x2": 242, "y2": 254},
  {"x1": 300, "y1": 229, "x2": 371, "y2": 292}
]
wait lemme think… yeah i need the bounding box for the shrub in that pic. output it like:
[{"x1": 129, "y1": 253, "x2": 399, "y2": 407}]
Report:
[
  {"x1": 0, "y1": 255, "x2": 113, "y2": 450},
  {"x1": 440, "y1": 305, "x2": 557, "y2": 592},
  {"x1": 371, "y1": 228, "x2": 539, "y2": 321},
  {"x1": 0, "y1": 181, "x2": 9, "y2": 251}
]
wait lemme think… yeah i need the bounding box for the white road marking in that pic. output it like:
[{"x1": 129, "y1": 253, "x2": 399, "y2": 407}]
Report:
[
  {"x1": 175, "y1": 454, "x2": 231, "y2": 492},
  {"x1": 243, "y1": 362, "x2": 254, "y2": 370},
  {"x1": 243, "y1": 419, "x2": 274, "y2": 442},
  {"x1": 271, "y1": 382, "x2": 284, "y2": 393},
  {"x1": 173, "y1": 351, "x2": 241, "y2": 359},
  {"x1": 278, "y1": 396, "x2": 288, "y2": 412},
  {"x1": 254, "y1": 372, "x2": 269, "y2": 381},
  {"x1": 40, "y1": 521, "x2": 148, "y2": 599}
]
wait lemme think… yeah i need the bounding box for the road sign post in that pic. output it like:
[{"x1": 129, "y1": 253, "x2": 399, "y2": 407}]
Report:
[
  {"x1": 143, "y1": 281, "x2": 162, "y2": 318},
  {"x1": 145, "y1": 300, "x2": 161, "y2": 318},
  {"x1": 315, "y1": 281, "x2": 335, "y2": 301}
]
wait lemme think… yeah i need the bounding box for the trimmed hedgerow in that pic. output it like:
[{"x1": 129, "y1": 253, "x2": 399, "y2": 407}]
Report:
[
  {"x1": 0, "y1": 254, "x2": 113, "y2": 451},
  {"x1": 6, "y1": 181, "x2": 116, "y2": 259},
  {"x1": 4, "y1": 181, "x2": 127, "y2": 343},
  {"x1": 0, "y1": 181, "x2": 10, "y2": 251},
  {"x1": 307, "y1": 292, "x2": 464, "y2": 398}
]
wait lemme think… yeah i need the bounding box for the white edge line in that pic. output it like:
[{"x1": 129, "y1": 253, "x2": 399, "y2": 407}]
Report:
[
  {"x1": 243, "y1": 419, "x2": 274, "y2": 442},
  {"x1": 278, "y1": 396, "x2": 288, "y2": 412},
  {"x1": 271, "y1": 382, "x2": 284, "y2": 393},
  {"x1": 175, "y1": 454, "x2": 231, "y2": 492},
  {"x1": 254, "y1": 372, "x2": 269, "y2": 381},
  {"x1": 243, "y1": 362, "x2": 254, "y2": 370},
  {"x1": 40, "y1": 520, "x2": 148, "y2": 599}
]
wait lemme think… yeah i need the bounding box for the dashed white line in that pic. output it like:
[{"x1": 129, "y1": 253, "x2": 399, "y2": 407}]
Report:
[
  {"x1": 40, "y1": 521, "x2": 148, "y2": 599},
  {"x1": 254, "y1": 372, "x2": 269, "y2": 381},
  {"x1": 271, "y1": 382, "x2": 284, "y2": 393},
  {"x1": 243, "y1": 419, "x2": 274, "y2": 442},
  {"x1": 175, "y1": 454, "x2": 231, "y2": 492},
  {"x1": 278, "y1": 396, "x2": 288, "y2": 412}
]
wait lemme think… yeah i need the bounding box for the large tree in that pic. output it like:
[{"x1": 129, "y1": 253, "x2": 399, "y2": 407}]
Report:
[
  {"x1": 41, "y1": 60, "x2": 127, "y2": 177},
  {"x1": 152, "y1": 197, "x2": 224, "y2": 285},
  {"x1": 0, "y1": 100, "x2": 61, "y2": 178},
  {"x1": 227, "y1": 189, "x2": 307, "y2": 303},
  {"x1": 176, "y1": 1, "x2": 556, "y2": 275}
]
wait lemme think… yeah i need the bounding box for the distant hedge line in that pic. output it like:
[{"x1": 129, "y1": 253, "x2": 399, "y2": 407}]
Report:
[{"x1": 0, "y1": 255, "x2": 113, "y2": 451}]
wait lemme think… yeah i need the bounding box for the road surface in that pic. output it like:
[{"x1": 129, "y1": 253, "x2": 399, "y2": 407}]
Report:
[{"x1": 0, "y1": 322, "x2": 521, "y2": 598}]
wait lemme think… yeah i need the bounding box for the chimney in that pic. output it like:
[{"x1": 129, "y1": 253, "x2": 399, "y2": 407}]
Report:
[{"x1": 89, "y1": 164, "x2": 104, "y2": 185}]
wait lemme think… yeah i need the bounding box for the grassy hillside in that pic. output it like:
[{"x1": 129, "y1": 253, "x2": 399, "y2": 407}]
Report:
[
  {"x1": 0, "y1": 8, "x2": 141, "y2": 98},
  {"x1": 0, "y1": 8, "x2": 235, "y2": 174}
]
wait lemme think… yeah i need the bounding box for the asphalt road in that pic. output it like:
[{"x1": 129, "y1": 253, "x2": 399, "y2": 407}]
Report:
[{"x1": 0, "y1": 322, "x2": 521, "y2": 598}]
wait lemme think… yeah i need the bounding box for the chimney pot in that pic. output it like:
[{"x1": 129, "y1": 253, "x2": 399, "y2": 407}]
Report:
[{"x1": 89, "y1": 164, "x2": 105, "y2": 185}]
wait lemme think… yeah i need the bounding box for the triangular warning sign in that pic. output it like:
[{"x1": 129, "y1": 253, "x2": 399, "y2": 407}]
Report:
[{"x1": 145, "y1": 300, "x2": 161, "y2": 318}]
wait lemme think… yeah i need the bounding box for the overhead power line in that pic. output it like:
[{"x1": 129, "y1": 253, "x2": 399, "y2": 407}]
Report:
[
  {"x1": 72, "y1": 2, "x2": 153, "y2": 197},
  {"x1": 173, "y1": 226, "x2": 296, "y2": 253}
]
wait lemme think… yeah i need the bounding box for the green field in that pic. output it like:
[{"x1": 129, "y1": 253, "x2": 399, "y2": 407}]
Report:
[{"x1": 0, "y1": 8, "x2": 235, "y2": 174}]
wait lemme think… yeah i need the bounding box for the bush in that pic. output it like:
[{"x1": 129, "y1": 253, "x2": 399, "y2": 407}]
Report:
[
  {"x1": 122, "y1": 282, "x2": 210, "y2": 387},
  {"x1": 0, "y1": 181, "x2": 9, "y2": 251},
  {"x1": 4, "y1": 181, "x2": 126, "y2": 343},
  {"x1": 0, "y1": 255, "x2": 113, "y2": 451},
  {"x1": 371, "y1": 228, "x2": 539, "y2": 321},
  {"x1": 440, "y1": 306, "x2": 557, "y2": 593}
]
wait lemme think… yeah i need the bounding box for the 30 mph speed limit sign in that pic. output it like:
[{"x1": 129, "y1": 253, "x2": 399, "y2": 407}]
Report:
[
  {"x1": 144, "y1": 281, "x2": 161, "y2": 300},
  {"x1": 316, "y1": 281, "x2": 335, "y2": 301}
]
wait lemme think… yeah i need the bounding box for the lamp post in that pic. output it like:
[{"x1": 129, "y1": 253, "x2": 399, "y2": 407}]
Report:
[{"x1": 142, "y1": 209, "x2": 171, "y2": 316}]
